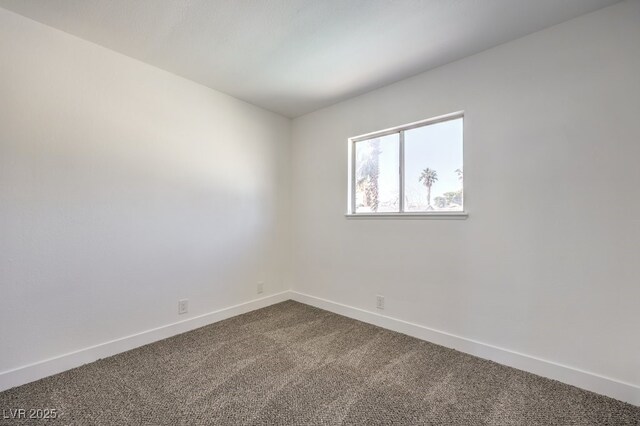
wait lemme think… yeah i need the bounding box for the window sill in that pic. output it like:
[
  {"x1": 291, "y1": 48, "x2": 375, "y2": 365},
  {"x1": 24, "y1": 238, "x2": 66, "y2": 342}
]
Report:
[{"x1": 345, "y1": 212, "x2": 468, "y2": 220}]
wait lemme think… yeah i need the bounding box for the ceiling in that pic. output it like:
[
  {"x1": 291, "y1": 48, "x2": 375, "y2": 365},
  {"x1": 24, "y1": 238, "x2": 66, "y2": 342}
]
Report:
[{"x1": 0, "y1": 0, "x2": 620, "y2": 117}]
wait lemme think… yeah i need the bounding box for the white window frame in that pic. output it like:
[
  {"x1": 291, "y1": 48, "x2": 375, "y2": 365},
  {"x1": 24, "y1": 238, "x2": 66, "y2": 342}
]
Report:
[{"x1": 346, "y1": 111, "x2": 467, "y2": 219}]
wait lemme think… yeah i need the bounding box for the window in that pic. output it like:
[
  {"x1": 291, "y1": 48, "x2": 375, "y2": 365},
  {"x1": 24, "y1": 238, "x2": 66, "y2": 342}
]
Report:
[{"x1": 348, "y1": 112, "x2": 465, "y2": 217}]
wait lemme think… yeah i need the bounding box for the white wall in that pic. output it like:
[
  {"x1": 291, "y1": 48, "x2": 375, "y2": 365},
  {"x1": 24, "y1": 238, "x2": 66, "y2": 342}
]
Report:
[
  {"x1": 0, "y1": 8, "x2": 291, "y2": 376},
  {"x1": 291, "y1": 0, "x2": 640, "y2": 392}
]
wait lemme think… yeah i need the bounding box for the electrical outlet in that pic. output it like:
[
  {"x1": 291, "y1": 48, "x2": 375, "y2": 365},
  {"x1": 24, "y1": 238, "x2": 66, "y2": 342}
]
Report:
[
  {"x1": 257, "y1": 281, "x2": 264, "y2": 294},
  {"x1": 178, "y1": 299, "x2": 188, "y2": 315},
  {"x1": 376, "y1": 295, "x2": 385, "y2": 310}
]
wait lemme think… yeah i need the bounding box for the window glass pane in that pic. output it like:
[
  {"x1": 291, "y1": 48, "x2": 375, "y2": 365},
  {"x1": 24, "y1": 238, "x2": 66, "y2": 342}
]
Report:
[
  {"x1": 404, "y1": 118, "x2": 463, "y2": 212},
  {"x1": 354, "y1": 134, "x2": 399, "y2": 213}
]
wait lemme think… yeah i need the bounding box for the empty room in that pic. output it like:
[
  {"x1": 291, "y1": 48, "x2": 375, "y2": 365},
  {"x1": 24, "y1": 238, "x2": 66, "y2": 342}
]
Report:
[{"x1": 1, "y1": 0, "x2": 639, "y2": 424}]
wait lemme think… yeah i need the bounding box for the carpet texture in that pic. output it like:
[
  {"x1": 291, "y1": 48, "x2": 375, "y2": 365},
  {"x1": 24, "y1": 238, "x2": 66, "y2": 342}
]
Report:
[{"x1": 1, "y1": 301, "x2": 638, "y2": 425}]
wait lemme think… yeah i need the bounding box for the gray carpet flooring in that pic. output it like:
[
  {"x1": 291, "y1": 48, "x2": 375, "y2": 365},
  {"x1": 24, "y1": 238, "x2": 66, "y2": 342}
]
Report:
[{"x1": 1, "y1": 300, "x2": 638, "y2": 425}]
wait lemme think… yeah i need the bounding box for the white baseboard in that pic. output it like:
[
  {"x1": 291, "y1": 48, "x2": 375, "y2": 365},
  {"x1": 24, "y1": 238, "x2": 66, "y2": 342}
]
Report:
[
  {"x1": 0, "y1": 291, "x2": 290, "y2": 392},
  {"x1": 3, "y1": 290, "x2": 638, "y2": 407},
  {"x1": 290, "y1": 291, "x2": 640, "y2": 406}
]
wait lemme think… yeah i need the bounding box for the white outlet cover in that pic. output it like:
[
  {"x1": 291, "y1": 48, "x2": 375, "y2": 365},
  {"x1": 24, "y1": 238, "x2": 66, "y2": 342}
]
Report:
[{"x1": 178, "y1": 299, "x2": 188, "y2": 315}]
